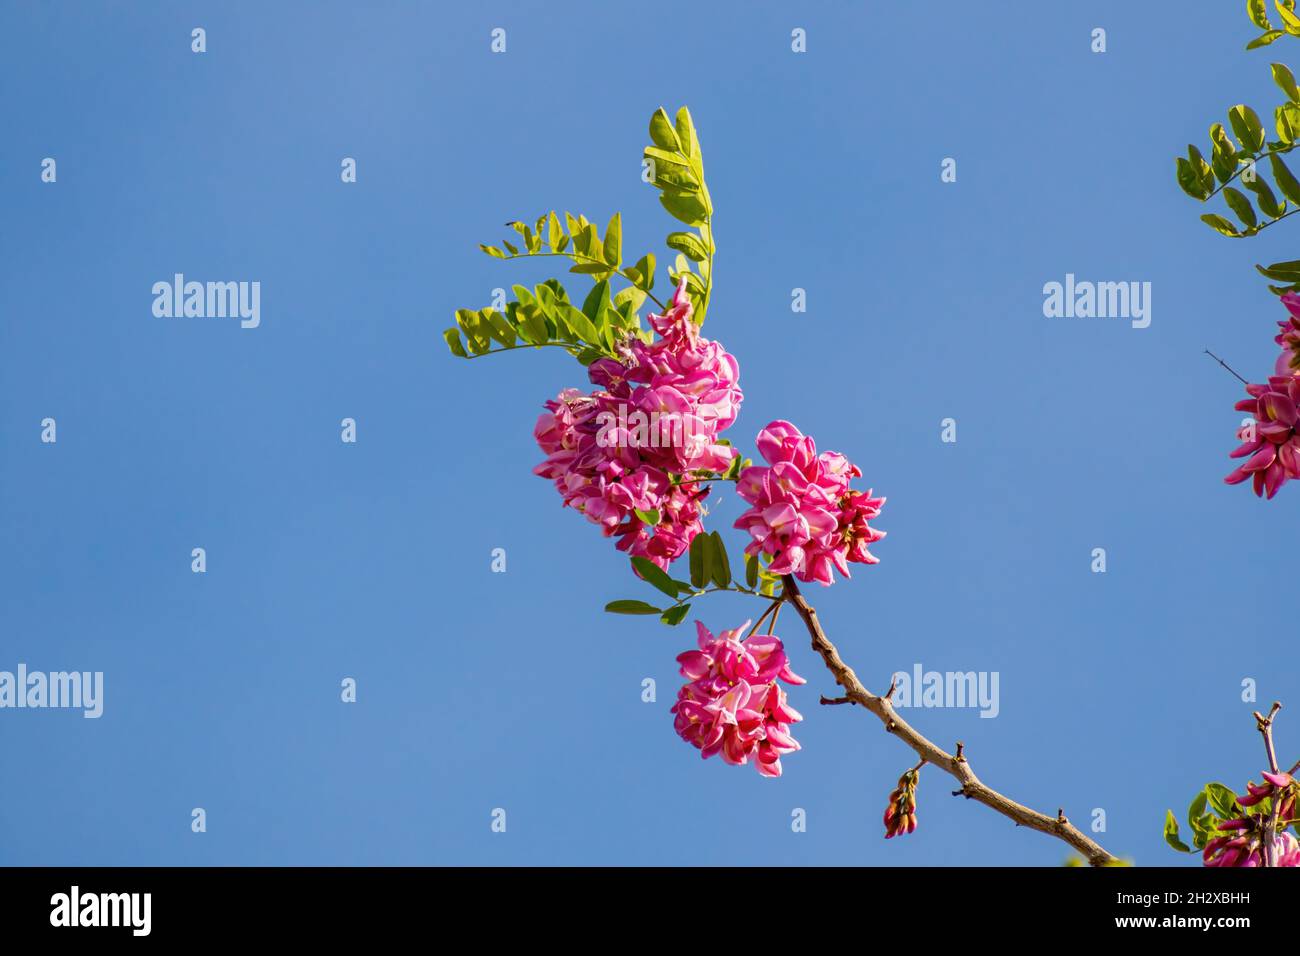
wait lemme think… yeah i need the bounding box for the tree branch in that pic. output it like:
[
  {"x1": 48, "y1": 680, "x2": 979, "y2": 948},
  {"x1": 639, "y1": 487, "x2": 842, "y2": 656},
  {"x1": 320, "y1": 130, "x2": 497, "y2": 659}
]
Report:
[
  {"x1": 1255, "y1": 702, "x2": 1283, "y2": 867},
  {"x1": 780, "y1": 574, "x2": 1118, "y2": 867}
]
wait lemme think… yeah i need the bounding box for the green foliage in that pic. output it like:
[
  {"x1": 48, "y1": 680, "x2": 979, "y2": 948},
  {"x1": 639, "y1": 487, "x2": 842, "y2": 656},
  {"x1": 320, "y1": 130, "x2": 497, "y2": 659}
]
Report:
[
  {"x1": 1172, "y1": 67, "x2": 1300, "y2": 238},
  {"x1": 605, "y1": 600, "x2": 663, "y2": 615},
  {"x1": 445, "y1": 105, "x2": 720, "y2": 364},
  {"x1": 1255, "y1": 255, "x2": 1300, "y2": 294},
  {"x1": 643, "y1": 107, "x2": 716, "y2": 324},
  {"x1": 1163, "y1": 780, "x2": 1281, "y2": 857},
  {"x1": 660, "y1": 604, "x2": 691, "y2": 626},
  {"x1": 1164, "y1": 809, "x2": 1191, "y2": 853},
  {"x1": 631, "y1": 556, "x2": 689, "y2": 600},
  {"x1": 442, "y1": 276, "x2": 644, "y2": 364},
  {"x1": 1245, "y1": 0, "x2": 1300, "y2": 49},
  {"x1": 443, "y1": 206, "x2": 667, "y2": 363}
]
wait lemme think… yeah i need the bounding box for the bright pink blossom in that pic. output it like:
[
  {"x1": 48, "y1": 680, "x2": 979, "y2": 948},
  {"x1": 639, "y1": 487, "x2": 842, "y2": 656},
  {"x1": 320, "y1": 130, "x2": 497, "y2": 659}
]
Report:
[
  {"x1": 671, "y1": 621, "x2": 805, "y2": 777},
  {"x1": 1202, "y1": 772, "x2": 1300, "y2": 867},
  {"x1": 1276, "y1": 292, "x2": 1300, "y2": 374},
  {"x1": 533, "y1": 279, "x2": 742, "y2": 567},
  {"x1": 734, "y1": 420, "x2": 885, "y2": 585},
  {"x1": 1224, "y1": 375, "x2": 1300, "y2": 499}
]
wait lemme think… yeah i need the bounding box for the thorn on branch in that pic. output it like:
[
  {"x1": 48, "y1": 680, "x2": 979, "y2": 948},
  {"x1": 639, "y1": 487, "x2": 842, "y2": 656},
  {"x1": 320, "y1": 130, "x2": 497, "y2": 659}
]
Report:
[
  {"x1": 884, "y1": 675, "x2": 897, "y2": 701},
  {"x1": 1057, "y1": 808, "x2": 1069, "y2": 828},
  {"x1": 954, "y1": 741, "x2": 967, "y2": 764}
]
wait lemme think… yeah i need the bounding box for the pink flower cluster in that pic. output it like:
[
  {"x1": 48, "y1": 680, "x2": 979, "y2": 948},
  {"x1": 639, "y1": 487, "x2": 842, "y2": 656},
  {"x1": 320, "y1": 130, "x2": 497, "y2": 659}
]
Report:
[
  {"x1": 534, "y1": 279, "x2": 743, "y2": 567},
  {"x1": 1225, "y1": 294, "x2": 1300, "y2": 498},
  {"x1": 1276, "y1": 292, "x2": 1300, "y2": 373},
  {"x1": 734, "y1": 421, "x2": 886, "y2": 585},
  {"x1": 1224, "y1": 375, "x2": 1300, "y2": 499},
  {"x1": 671, "y1": 621, "x2": 805, "y2": 777},
  {"x1": 1203, "y1": 772, "x2": 1300, "y2": 867}
]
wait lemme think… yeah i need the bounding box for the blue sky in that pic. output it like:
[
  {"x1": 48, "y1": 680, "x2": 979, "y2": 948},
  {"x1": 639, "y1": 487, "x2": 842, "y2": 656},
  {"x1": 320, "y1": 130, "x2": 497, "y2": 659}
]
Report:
[{"x1": 1, "y1": 0, "x2": 1294, "y2": 866}]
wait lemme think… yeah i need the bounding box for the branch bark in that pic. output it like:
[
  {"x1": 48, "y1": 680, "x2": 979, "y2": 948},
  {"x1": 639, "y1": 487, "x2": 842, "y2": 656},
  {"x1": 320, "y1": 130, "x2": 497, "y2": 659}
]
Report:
[{"x1": 780, "y1": 574, "x2": 1118, "y2": 866}]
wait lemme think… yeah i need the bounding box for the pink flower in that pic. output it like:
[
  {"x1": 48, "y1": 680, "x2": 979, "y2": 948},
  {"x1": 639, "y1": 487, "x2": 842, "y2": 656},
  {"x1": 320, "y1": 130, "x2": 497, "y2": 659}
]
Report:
[
  {"x1": 1277, "y1": 292, "x2": 1300, "y2": 373},
  {"x1": 1203, "y1": 829, "x2": 1300, "y2": 867},
  {"x1": 734, "y1": 420, "x2": 886, "y2": 585},
  {"x1": 532, "y1": 279, "x2": 743, "y2": 567},
  {"x1": 671, "y1": 621, "x2": 805, "y2": 777},
  {"x1": 1224, "y1": 375, "x2": 1300, "y2": 499},
  {"x1": 1202, "y1": 772, "x2": 1300, "y2": 866}
]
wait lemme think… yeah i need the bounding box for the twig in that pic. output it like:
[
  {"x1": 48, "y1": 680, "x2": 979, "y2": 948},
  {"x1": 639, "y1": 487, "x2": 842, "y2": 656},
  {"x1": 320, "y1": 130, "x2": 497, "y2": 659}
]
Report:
[
  {"x1": 1204, "y1": 349, "x2": 1249, "y2": 385},
  {"x1": 780, "y1": 574, "x2": 1118, "y2": 866},
  {"x1": 1255, "y1": 702, "x2": 1283, "y2": 867}
]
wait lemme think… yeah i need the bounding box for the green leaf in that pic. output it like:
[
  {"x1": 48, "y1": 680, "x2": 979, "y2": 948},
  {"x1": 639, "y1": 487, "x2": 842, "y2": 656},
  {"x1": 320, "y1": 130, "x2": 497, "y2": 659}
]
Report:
[
  {"x1": 569, "y1": 262, "x2": 615, "y2": 276},
  {"x1": 708, "y1": 531, "x2": 731, "y2": 588},
  {"x1": 482, "y1": 308, "x2": 516, "y2": 347},
  {"x1": 632, "y1": 254, "x2": 656, "y2": 291},
  {"x1": 443, "y1": 328, "x2": 468, "y2": 358},
  {"x1": 1249, "y1": 29, "x2": 1286, "y2": 48},
  {"x1": 659, "y1": 188, "x2": 710, "y2": 227},
  {"x1": 1176, "y1": 157, "x2": 1208, "y2": 199},
  {"x1": 562, "y1": 305, "x2": 601, "y2": 344},
  {"x1": 1205, "y1": 783, "x2": 1241, "y2": 819},
  {"x1": 644, "y1": 145, "x2": 692, "y2": 169},
  {"x1": 614, "y1": 286, "x2": 647, "y2": 312},
  {"x1": 1201, "y1": 213, "x2": 1241, "y2": 236},
  {"x1": 582, "y1": 278, "x2": 611, "y2": 324},
  {"x1": 649, "y1": 108, "x2": 680, "y2": 151},
  {"x1": 1189, "y1": 144, "x2": 1215, "y2": 192},
  {"x1": 456, "y1": 308, "x2": 491, "y2": 354},
  {"x1": 632, "y1": 556, "x2": 681, "y2": 600},
  {"x1": 1251, "y1": 0, "x2": 1274, "y2": 29},
  {"x1": 745, "y1": 553, "x2": 759, "y2": 589},
  {"x1": 660, "y1": 604, "x2": 691, "y2": 626},
  {"x1": 1275, "y1": 63, "x2": 1300, "y2": 102},
  {"x1": 666, "y1": 231, "x2": 710, "y2": 261},
  {"x1": 479, "y1": 243, "x2": 506, "y2": 258},
  {"x1": 1279, "y1": 0, "x2": 1300, "y2": 33},
  {"x1": 1271, "y1": 152, "x2": 1300, "y2": 203},
  {"x1": 605, "y1": 600, "x2": 662, "y2": 615},
  {"x1": 1164, "y1": 810, "x2": 1192, "y2": 853},
  {"x1": 1258, "y1": 257, "x2": 1300, "y2": 278},
  {"x1": 675, "y1": 106, "x2": 700, "y2": 160},
  {"x1": 547, "y1": 211, "x2": 565, "y2": 251},
  {"x1": 634, "y1": 508, "x2": 660, "y2": 527},
  {"x1": 1243, "y1": 168, "x2": 1286, "y2": 217},
  {"x1": 689, "y1": 533, "x2": 709, "y2": 589},
  {"x1": 1188, "y1": 790, "x2": 1209, "y2": 828},
  {"x1": 1230, "y1": 104, "x2": 1267, "y2": 152},
  {"x1": 650, "y1": 163, "x2": 702, "y2": 191},
  {"x1": 603, "y1": 212, "x2": 622, "y2": 267},
  {"x1": 1210, "y1": 124, "x2": 1238, "y2": 182},
  {"x1": 518, "y1": 306, "x2": 551, "y2": 345},
  {"x1": 1223, "y1": 186, "x2": 1259, "y2": 227}
]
